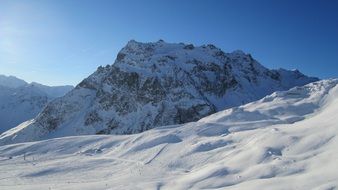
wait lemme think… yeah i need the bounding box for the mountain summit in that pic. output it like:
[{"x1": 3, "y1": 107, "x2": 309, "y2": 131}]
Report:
[{"x1": 1, "y1": 40, "x2": 318, "y2": 143}]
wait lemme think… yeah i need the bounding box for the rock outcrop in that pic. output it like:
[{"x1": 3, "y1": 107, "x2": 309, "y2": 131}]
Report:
[{"x1": 0, "y1": 40, "x2": 318, "y2": 143}]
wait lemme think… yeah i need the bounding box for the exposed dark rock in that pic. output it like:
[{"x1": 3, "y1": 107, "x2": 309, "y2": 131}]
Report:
[{"x1": 16, "y1": 40, "x2": 318, "y2": 137}]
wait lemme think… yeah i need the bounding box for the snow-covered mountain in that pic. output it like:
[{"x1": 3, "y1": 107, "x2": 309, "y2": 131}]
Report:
[
  {"x1": 0, "y1": 79, "x2": 337, "y2": 189},
  {"x1": 0, "y1": 75, "x2": 27, "y2": 88},
  {"x1": 0, "y1": 75, "x2": 73, "y2": 133},
  {"x1": 29, "y1": 82, "x2": 74, "y2": 98},
  {"x1": 0, "y1": 40, "x2": 318, "y2": 142}
]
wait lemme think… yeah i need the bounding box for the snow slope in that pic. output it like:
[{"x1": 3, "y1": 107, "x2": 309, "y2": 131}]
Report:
[
  {"x1": 0, "y1": 75, "x2": 73, "y2": 133},
  {"x1": 0, "y1": 79, "x2": 337, "y2": 190},
  {"x1": 2, "y1": 40, "x2": 318, "y2": 140}
]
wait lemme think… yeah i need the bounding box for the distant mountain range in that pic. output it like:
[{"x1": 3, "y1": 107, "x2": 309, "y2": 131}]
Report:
[
  {"x1": 0, "y1": 75, "x2": 73, "y2": 133},
  {"x1": 0, "y1": 40, "x2": 318, "y2": 144}
]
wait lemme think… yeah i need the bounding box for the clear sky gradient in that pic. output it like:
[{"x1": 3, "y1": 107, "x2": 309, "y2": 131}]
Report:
[{"x1": 0, "y1": 0, "x2": 337, "y2": 86}]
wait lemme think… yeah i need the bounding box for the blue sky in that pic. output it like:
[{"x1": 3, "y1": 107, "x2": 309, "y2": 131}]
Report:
[{"x1": 0, "y1": 0, "x2": 337, "y2": 86}]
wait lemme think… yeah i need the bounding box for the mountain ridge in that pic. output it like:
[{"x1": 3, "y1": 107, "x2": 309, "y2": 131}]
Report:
[
  {"x1": 0, "y1": 74, "x2": 73, "y2": 133},
  {"x1": 0, "y1": 40, "x2": 318, "y2": 143}
]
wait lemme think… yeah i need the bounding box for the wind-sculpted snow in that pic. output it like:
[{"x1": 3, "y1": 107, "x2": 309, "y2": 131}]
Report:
[
  {"x1": 2, "y1": 40, "x2": 318, "y2": 141},
  {"x1": 0, "y1": 79, "x2": 337, "y2": 189}
]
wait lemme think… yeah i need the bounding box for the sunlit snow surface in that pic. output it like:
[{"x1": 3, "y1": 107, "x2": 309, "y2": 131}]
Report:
[{"x1": 0, "y1": 79, "x2": 337, "y2": 190}]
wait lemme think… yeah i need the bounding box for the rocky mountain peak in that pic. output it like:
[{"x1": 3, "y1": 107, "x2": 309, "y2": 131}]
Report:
[{"x1": 2, "y1": 40, "x2": 318, "y2": 142}]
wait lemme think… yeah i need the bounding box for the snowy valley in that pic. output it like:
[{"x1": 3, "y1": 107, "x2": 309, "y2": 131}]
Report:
[{"x1": 1, "y1": 0, "x2": 337, "y2": 189}]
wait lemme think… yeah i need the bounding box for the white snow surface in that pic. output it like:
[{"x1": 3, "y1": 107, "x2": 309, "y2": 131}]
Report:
[
  {"x1": 0, "y1": 75, "x2": 73, "y2": 133},
  {"x1": 0, "y1": 79, "x2": 337, "y2": 189}
]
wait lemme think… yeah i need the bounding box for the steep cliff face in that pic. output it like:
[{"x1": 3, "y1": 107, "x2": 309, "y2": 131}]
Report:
[{"x1": 2, "y1": 40, "x2": 318, "y2": 141}]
